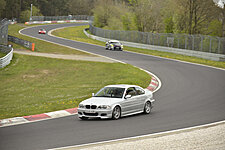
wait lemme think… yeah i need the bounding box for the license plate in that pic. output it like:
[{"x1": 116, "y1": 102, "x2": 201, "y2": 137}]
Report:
[{"x1": 86, "y1": 110, "x2": 95, "y2": 113}]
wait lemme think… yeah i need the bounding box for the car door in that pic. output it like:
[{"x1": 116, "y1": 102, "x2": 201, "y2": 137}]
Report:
[
  {"x1": 120, "y1": 87, "x2": 139, "y2": 115},
  {"x1": 134, "y1": 87, "x2": 147, "y2": 111}
]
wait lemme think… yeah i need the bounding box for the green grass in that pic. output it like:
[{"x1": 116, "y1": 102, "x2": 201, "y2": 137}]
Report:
[
  {"x1": 0, "y1": 54, "x2": 151, "y2": 119},
  {"x1": 0, "y1": 52, "x2": 6, "y2": 57},
  {"x1": 52, "y1": 25, "x2": 225, "y2": 69},
  {"x1": 8, "y1": 23, "x2": 92, "y2": 56},
  {"x1": 53, "y1": 25, "x2": 104, "y2": 46}
]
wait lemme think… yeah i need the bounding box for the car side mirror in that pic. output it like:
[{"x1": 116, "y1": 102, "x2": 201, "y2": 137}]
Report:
[
  {"x1": 92, "y1": 93, "x2": 95, "y2": 97},
  {"x1": 125, "y1": 95, "x2": 132, "y2": 99}
]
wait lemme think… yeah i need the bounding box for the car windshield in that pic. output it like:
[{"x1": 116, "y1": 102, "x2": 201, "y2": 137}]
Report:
[
  {"x1": 111, "y1": 42, "x2": 120, "y2": 45},
  {"x1": 94, "y1": 87, "x2": 125, "y2": 98}
]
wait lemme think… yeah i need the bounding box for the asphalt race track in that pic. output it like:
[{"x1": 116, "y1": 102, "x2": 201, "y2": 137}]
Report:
[{"x1": 1, "y1": 23, "x2": 225, "y2": 150}]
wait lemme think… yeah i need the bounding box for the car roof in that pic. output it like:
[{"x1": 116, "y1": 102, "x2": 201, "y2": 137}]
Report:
[
  {"x1": 105, "y1": 84, "x2": 140, "y2": 89},
  {"x1": 108, "y1": 40, "x2": 120, "y2": 43}
]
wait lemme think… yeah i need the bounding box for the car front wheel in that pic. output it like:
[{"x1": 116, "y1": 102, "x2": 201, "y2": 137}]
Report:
[
  {"x1": 144, "y1": 101, "x2": 151, "y2": 114},
  {"x1": 112, "y1": 106, "x2": 121, "y2": 120}
]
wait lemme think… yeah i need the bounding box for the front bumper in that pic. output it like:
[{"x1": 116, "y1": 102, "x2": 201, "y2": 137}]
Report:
[
  {"x1": 113, "y1": 46, "x2": 122, "y2": 50},
  {"x1": 78, "y1": 108, "x2": 113, "y2": 119}
]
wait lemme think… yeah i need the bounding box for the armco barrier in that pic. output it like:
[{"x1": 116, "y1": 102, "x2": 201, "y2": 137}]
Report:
[
  {"x1": 0, "y1": 45, "x2": 13, "y2": 68},
  {"x1": 8, "y1": 35, "x2": 33, "y2": 50},
  {"x1": 84, "y1": 29, "x2": 225, "y2": 62}
]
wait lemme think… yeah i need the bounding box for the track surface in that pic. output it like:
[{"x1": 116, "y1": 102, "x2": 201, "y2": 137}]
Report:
[{"x1": 1, "y1": 23, "x2": 225, "y2": 150}]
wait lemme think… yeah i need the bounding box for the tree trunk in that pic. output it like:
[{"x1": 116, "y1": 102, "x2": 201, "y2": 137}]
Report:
[
  {"x1": 188, "y1": 0, "x2": 193, "y2": 34},
  {"x1": 222, "y1": 8, "x2": 225, "y2": 37}
]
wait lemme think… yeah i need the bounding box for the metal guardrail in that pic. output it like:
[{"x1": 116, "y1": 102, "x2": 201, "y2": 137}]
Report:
[
  {"x1": 8, "y1": 35, "x2": 33, "y2": 49},
  {"x1": 89, "y1": 24, "x2": 225, "y2": 55},
  {"x1": 0, "y1": 45, "x2": 13, "y2": 68}
]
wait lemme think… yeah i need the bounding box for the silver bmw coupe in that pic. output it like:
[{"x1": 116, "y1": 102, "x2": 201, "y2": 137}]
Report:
[{"x1": 78, "y1": 85, "x2": 155, "y2": 120}]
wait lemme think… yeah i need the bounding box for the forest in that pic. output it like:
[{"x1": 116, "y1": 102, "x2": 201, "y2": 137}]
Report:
[{"x1": 0, "y1": 0, "x2": 224, "y2": 37}]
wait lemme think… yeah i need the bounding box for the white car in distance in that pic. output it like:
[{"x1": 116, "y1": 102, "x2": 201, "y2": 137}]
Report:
[
  {"x1": 105, "y1": 40, "x2": 123, "y2": 51},
  {"x1": 78, "y1": 85, "x2": 155, "y2": 120}
]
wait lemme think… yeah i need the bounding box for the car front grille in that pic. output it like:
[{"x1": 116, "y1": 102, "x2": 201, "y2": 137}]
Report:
[
  {"x1": 85, "y1": 105, "x2": 97, "y2": 109},
  {"x1": 84, "y1": 112, "x2": 98, "y2": 116}
]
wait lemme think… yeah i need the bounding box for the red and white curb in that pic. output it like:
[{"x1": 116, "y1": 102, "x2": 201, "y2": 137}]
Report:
[
  {"x1": 25, "y1": 20, "x2": 89, "y2": 25},
  {"x1": 147, "y1": 76, "x2": 159, "y2": 92},
  {"x1": 0, "y1": 108, "x2": 77, "y2": 127},
  {"x1": 0, "y1": 75, "x2": 159, "y2": 127}
]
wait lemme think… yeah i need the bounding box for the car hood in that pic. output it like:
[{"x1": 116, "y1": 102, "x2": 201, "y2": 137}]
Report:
[{"x1": 80, "y1": 97, "x2": 122, "y2": 106}]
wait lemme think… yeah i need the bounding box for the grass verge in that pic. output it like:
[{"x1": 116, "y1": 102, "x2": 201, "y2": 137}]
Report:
[
  {"x1": 52, "y1": 25, "x2": 225, "y2": 69},
  {"x1": 0, "y1": 54, "x2": 151, "y2": 119}
]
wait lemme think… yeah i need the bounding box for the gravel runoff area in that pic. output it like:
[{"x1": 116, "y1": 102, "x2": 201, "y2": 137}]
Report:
[
  {"x1": 55, "y1": 121, "x2": 225, "y2": 150},
  {"x1": 14, "y1": 49, "x2": 116, "y2": 63}
]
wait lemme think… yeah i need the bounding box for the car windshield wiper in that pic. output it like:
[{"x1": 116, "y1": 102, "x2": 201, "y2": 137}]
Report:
[{"x1": 94, "y1": 96, "x2": 111, "y2": 97}]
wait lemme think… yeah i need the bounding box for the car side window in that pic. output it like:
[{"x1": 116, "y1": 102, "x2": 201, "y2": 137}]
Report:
[
  {"x1": 135, "y1": 87, "x2": 145, "y2": 95},
  {"x1": 125, "y1": 87, "x2": 137, "y2": 97}
]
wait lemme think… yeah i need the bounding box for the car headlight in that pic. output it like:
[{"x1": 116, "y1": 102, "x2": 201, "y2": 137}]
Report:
[
  {"x1": 79, "y1": 104, "x2": 85, "y2": 108},
  {"x1": 98, "y1": 105, "x2": 111, "y2": 109}
]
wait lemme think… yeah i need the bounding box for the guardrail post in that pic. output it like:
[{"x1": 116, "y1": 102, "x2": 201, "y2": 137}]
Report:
[
  {"x1": 217, "y1": 37, "x2": 220, "y2": 54},
  {"x1": 209, "y1": 36, "x2": 212, "y2": 53},
  {"x1": 185, "y1": 36, "x2": 187, "y2": 49},
  {"x1": 200, "y1": 35, "x2": 203, "y2": 51},
  {"x1": 192, "y1": 35, "x2": 194, "y2": 50}
]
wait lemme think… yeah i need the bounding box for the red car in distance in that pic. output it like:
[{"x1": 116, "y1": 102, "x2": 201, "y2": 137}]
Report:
[{"x1": 38, "y1": 29, "x2": 46, "y2": 34}]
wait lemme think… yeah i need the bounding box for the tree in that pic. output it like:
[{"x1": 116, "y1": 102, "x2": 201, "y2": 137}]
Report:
[
  {"x1": 20, "y1": 5, "x2": 42, "y2": 22},
  {"x1": 92, "y1": 0, "x2": 114, "y2": 28},
  {"x1": 174, "y1": 0, "x2": 218, "y2": 35},
  {"x1": 164, "y1": 16, "x2": 174, "y2": 33},
  {"x1": 208, "y1": 19, "x2": 222, "y2": 36},
  {"x1": 129, "y1": 0, "x2": 165, "y2": 32},
  {"x1": 0, "y1": 0, "x2": 6, "y2": 18},
  {"x1": 67, "y1": 0, "x2": 94, "y2": 15}
]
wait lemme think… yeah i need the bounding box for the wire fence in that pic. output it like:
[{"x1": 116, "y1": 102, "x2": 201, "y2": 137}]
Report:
[
  {"x1": 89, "y1": 24, "x2": 225, "y2": 54},
  {"x1": 31, "y1": 15, "x2": 93, "y2": 21},
  {"x1": 8, "y1": 35, "x2": 33, "y2": 49},
  {"x1": 0, "y1": 19, "x2": 9, "y2": 45}
]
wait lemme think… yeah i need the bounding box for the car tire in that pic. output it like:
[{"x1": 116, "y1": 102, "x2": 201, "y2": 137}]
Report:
[
  {"x1": 143, "y1": 101, "x2": 151, "y2": 114},
  {"x1": 112, "y1": 106, "x2": 121, "y2": 120},
  {"x1": 79, "y1": 117, "x2": 89, "y2": 120}
]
